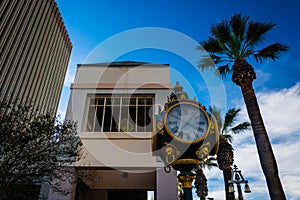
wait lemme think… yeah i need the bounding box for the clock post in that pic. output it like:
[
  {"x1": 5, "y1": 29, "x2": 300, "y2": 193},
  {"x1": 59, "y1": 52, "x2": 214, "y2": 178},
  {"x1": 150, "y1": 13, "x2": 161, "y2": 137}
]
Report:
[{"x1": 152, "y1": 82, "x2": 219, "y2": 200}]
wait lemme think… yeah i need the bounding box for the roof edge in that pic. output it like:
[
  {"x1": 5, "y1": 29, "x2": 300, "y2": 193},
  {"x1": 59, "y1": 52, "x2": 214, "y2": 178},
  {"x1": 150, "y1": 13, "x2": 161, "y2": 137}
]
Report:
[{"x1": 77, "y1": 61, "x2": 170, "y2": 67}]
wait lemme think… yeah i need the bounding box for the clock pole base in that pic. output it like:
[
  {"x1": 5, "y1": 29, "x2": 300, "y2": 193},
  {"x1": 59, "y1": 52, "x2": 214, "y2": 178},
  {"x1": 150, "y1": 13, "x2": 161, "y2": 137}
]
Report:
[{"x1": 178, "y1": 172, "x2": 196, "y2": 200}]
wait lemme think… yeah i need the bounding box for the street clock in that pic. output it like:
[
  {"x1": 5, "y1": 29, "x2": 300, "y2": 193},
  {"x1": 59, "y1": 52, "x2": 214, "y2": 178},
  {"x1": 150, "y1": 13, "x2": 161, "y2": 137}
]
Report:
[
  {"x1": 152, "y1": 82, "x2": 219, "y2": 166},
  {"x1": 152, "y1": 82, "x2": 219, "y2": 200}
]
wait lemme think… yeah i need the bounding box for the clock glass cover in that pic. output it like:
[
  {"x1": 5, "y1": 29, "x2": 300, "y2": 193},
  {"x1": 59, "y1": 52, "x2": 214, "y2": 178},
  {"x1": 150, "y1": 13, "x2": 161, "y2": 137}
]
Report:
[{"x1": 165, "y1": 103, "x2": 209, "y2": 142}]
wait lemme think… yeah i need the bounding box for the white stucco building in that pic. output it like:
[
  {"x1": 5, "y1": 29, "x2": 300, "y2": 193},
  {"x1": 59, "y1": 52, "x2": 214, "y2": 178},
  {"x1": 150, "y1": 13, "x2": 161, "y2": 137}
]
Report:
[{"x1": 56, "y1": 61, "x2": 178, "y2": 200}]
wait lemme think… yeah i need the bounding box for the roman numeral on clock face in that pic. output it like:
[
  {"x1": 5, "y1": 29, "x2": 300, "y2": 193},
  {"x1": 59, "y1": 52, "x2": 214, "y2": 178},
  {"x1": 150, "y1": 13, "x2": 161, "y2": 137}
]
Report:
[
  {"x1": 170, "y1": 126, "x2": 178, "y2": 133},
  {"x1": 197, "y1": 126, "x2": 204, "y2": 132},
  {"x1": 168, "y1": 121, "x2": 177, "y2": 125}
]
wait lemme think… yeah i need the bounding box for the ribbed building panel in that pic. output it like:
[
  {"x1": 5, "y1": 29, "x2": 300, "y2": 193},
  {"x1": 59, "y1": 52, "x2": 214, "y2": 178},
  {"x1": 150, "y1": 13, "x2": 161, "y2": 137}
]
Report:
[
  {"x1": 10, "y1": 1, "x2": 43, "y2": 104},
  {"x1": 0, "y1": 0, "x2": 72, "y2": 114}
]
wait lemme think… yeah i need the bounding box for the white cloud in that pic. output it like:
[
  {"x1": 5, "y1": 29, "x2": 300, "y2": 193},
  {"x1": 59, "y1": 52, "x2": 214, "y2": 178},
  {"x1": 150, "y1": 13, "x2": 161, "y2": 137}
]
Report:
[
  {"x1": 206, "y1": 82, "x2": 300, "y2": 199},
  {"x1": 233, "y1": 82, "x2": 300, "y2": 199},
  {"x1": 255, "y1": 68, "x2": 271, "y2": 87},
  {"x1": 237, "y1": 82, "x2": 300, "y2": 138},
  {"x1": 256, "y1": 83, "x2": 300, "y2": 137}
]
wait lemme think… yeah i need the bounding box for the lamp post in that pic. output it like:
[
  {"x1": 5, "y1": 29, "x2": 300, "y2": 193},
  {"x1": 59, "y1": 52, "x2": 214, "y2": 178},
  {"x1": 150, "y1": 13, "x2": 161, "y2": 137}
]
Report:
[{"x1": 228, "y1": 164, "x2": 251, "y2": 200}]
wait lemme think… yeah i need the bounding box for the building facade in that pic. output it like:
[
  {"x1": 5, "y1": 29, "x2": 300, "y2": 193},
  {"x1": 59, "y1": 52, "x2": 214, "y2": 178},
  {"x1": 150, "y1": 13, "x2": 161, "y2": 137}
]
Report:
[
  {"x1": 0, "y1": 0, "x2": 72, "y2": 114},
  {"x1": 54, "y1": 61, "x2": 178, "y2": 200}
]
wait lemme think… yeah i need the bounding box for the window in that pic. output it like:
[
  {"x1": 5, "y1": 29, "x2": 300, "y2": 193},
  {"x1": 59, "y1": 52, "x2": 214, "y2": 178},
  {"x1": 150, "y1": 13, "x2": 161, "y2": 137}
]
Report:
[{"x1": 85, "y1": 95, "x2": 153, "y2": 132}]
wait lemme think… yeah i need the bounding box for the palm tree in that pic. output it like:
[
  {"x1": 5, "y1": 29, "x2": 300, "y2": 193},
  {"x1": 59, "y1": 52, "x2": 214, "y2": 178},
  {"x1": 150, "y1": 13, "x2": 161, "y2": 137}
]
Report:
[
  {"x1": 210, "y1": 106, "x2": 251, "y2": 200},
  {"x1": 199, "y1": 14, "x2": 289, "y2": 199},
  {"x1": 194, "y1": 157, "x2": 218, "y2": 200}
]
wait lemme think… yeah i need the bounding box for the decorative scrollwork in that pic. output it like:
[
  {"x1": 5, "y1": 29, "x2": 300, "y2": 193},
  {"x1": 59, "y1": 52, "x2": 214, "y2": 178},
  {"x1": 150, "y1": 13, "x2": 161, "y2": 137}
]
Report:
[
  {"x1": 196, "y1": 142, "x2": 210, "y2": 160},
  {"x1": 159, "y1": 129, "x2": 164, "y2": 135},
  {"x1": 163, "y1": 144, "x2": 179, "y2": 165},
  {"x1": 157, "y1": 120, "x2": 164, "y2": 130}
]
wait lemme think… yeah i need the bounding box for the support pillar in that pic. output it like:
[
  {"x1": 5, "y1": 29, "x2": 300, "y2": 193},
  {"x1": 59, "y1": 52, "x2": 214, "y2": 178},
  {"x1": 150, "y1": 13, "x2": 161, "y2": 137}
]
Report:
[{"x1": 178, "y1": 173, "x2": 196, "y2": 200}]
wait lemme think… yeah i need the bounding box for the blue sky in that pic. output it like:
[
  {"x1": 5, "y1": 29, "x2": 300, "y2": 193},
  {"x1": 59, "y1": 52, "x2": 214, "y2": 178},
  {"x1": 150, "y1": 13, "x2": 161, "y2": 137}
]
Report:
[{"x1": 56, "y1": 0, "x2": 300, "y2": 199}]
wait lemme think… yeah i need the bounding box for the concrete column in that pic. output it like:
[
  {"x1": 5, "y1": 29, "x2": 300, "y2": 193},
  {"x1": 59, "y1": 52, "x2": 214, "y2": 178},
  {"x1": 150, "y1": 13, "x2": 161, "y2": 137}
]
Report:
[{"x1": 156, "y1": 168, "x2": 177, "y2": 200}]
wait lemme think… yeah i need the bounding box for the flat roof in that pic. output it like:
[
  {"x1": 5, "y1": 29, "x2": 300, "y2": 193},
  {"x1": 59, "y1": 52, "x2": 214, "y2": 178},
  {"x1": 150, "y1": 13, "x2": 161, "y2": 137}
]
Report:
[{"x1": 77, "y1": 61, "x2": 169, "y2": 67}]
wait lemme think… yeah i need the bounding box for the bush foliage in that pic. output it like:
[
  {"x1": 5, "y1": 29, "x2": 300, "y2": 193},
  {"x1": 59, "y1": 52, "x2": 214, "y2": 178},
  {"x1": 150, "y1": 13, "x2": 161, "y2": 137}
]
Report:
[{"x1": 0, "y1": 102, "x2": 82, "y2": 199}]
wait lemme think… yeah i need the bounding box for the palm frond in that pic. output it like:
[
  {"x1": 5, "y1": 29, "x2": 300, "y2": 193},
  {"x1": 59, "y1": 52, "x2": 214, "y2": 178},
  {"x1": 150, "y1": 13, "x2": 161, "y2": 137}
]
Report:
[
  {"x1": 217, "y1": 64, "x2": 231, "y2": 78},
  {"x1": 220, "y1": 134, "x2": 233, "y2": 143},
  {"x1": 198, "y1": 56, "x2": 216, "y2": 70},
  {"x1": 210, "y1": 54, "x2": 224, "y2": 64},
  {"x1": 205, "y1": 20, "x2": 241, "y2": 62},
  {"x1": 229, "y1": 14, "x2": 249, "y2": 42},
  {"x1": 242, "y1": 48, "x2": 254, "y2": 58},
  {"x1": 210, "y1": 20, "x2": 238, "y2": 59},
  {"x1": 211, "y1": 20, "x2": 231, "y2": 43},
  {"x1": 222, "y1": 108, "x2": 241, "y2": 134},
  {"x1": 201, "y1": 156, "x2": 218, "y2": 169},
  {"x1": 209, "y1": 106, "x2": 250, "y2": 144},
  {"x1": 229, "y1": 14, "x2": 250, "y2": 58},
  {"x1": 208, "y1": 106, "x2": 223, "y2": 130},
  {"x1": 200, "y1": 37, "x2": 223, "y2": 54},
  {"x1": 253, "y1": 42, "x2": 289, "y2": 62},
  {"x1": 231, "y1": 122, "x2": 251, "y2": 134},
  {"x1": 245, "y1": 21, "x2": 276, "y2": 48}
]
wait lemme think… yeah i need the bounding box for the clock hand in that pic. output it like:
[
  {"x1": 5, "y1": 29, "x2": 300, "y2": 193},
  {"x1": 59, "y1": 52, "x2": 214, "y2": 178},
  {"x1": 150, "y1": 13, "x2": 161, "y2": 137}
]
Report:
[
  {"x1": 182, "y1": 119, "x2": 206, "y2": 134},
  {"x1": 169, "y1": 113, "x2": 181, "y2": 120},
  {"x1": 170, "y1": 113, "x2": 200, "y2": 130},
  {"x1": 169, "y1": 112, "x2": 206, "y2": 137}
]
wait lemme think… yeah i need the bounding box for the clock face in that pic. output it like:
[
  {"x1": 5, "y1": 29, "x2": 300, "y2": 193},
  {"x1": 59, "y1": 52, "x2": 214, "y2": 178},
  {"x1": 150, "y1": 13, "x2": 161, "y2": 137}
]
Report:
[{"x1": 165, "y1": 103, "x2": 209, "y2": 142}]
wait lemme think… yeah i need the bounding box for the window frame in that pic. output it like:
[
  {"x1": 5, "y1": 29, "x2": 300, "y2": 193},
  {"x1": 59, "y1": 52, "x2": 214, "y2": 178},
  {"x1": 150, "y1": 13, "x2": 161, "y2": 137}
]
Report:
[{"x1": 84, "y1": 94, "x2": 154, "y2": 133}]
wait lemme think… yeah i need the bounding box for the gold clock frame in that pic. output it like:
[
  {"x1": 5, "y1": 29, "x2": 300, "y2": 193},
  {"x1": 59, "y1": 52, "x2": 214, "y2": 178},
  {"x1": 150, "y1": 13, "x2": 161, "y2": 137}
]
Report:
[{"x1": 164, "y1": 101, "x2": 211, "y2": 144}]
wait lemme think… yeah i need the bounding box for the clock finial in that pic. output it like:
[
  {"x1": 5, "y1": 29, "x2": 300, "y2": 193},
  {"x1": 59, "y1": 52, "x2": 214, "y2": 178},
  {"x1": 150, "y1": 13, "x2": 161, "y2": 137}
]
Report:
[
  {"x1": 174, "y1": 81, "x2": 183, "y2": 92},
  {"x1": 171, "y1": 81, "x2": 188, "y2": 100}
]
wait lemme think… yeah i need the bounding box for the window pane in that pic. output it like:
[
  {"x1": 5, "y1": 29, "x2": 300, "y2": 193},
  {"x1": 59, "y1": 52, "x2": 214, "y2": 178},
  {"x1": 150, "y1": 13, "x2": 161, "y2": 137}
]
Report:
[
  {"x1": 122, "y1": 98, "x2": 130, "y2": 105},
  {"x1": 106, "y1": 97, "x2": 112, "y2": 105},
  {"x1": 97, "y1": 98, "x2": 105, "y2": 105},
  {"x1": 112, "y1": 97, "x2": 120, "y2": 105},
  {"x1": 138, "y1": 98, "x2": 146, "y2": 105},
  {"x1": 85, "y1": 106, "x2": 95, "y2": 131},
  {"x1": 120, "y1": 106, "x2": 129, "y2": 131},
  {"x1": 90, "y1": 98, "x2": 97, "y2": 105},
  {"x1": 111, "y1": 106, "x2": 120, "y2": 132},
  {"x1": 129, "y1": 105, "x2": 137, "y2": 132},
  {"x1": 94, "y1": 106, "x2": 103, "y2": 132},
  {"x1": 145, "y1": 98, "x2": 152, "y2": 105},
  {"x1": 145, "y1": 106, "x2": 153, "y2": 131},
  {"x1": 103, "y1": 106, "x2": 112, "y2": 132},
  {"x1": 130, "y1": 98, "x2": 136, "y2": 105},
  {"x1": 137, "y1": 106, "x2": 145, "y2": 132}
]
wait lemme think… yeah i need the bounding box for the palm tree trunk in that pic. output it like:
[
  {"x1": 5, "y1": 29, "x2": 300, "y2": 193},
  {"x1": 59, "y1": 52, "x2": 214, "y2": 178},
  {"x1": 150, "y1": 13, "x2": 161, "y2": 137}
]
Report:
[
  {"x1": 240, "y1": 79, "x2": 286, "y2": 200},
  {"x1": 223, "y1": 169, "x2": 235, "y2": 200}
]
